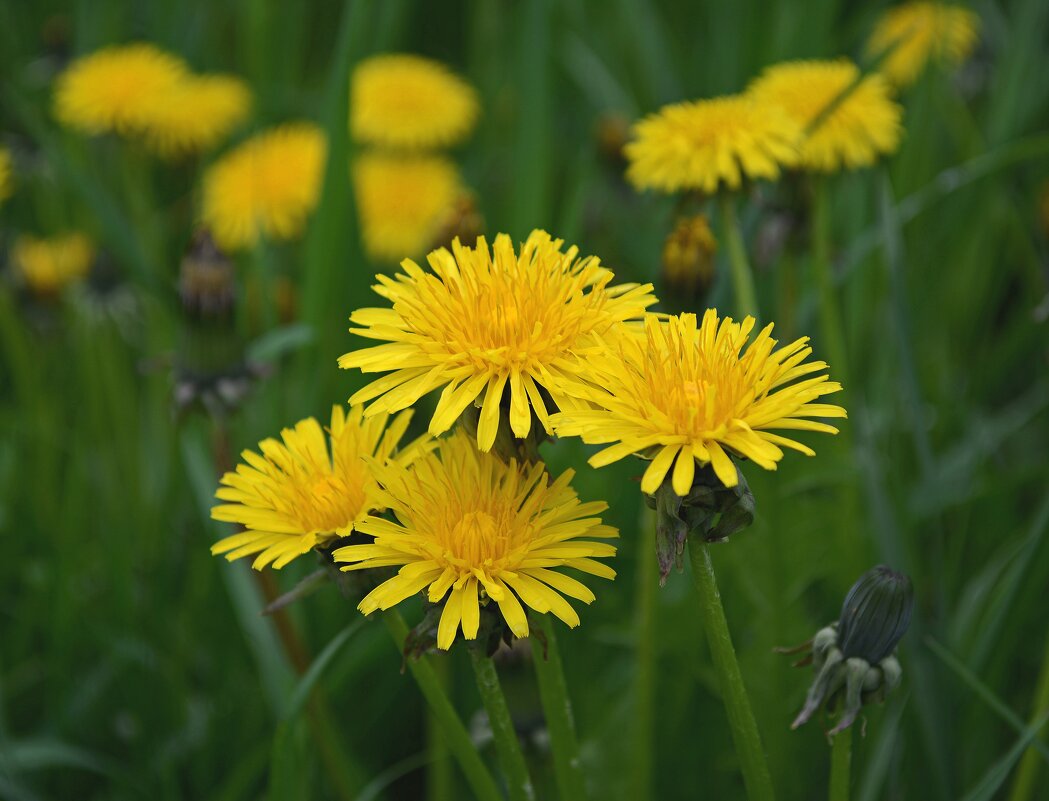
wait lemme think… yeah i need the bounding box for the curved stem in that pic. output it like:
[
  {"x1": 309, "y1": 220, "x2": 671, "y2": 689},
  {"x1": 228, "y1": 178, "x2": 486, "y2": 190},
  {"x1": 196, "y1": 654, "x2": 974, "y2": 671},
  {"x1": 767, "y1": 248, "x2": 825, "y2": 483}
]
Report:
[
  {"x1": 530, "y1": 615, "x2": 588, "y2": 800},
  {"x1": 632, "y1": 505, "x2": 657, "y2": 800},
  {"x1": 688, "y1": 541, "x2": 775, "y2": 801},
  {"x1": 381, "y1": 612, "x2": 503, "y2": 801},
  {"x1": 1007, "y1": 631, "x2": 1049, "y2": 801},
  {"x1": 469, "y1": 647, "x2": 536, "y2": 801},
  {"x1": 811, "y1": 176, "x2": 849, "y2": 382},
  {"x1": 426, "y1": 656, "x2": 454, "y2": 801},
  {"x1": 719, "y1": 193, "x2": 759, "y2": 320},
  {"x1": 829, "y1": 727, "x2": 853, "y2": 801}
]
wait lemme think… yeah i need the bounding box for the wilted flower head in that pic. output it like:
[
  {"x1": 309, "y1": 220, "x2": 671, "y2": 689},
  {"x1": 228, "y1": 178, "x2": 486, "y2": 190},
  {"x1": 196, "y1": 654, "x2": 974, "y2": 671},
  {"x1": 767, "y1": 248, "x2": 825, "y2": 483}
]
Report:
[
  {"x1": 11, "y1": 232, "x2": 94, "y2": 296},
  {"x1": 748, "y1": 59, "x2": 903, "y2": 173},
  {"x1": 838, "y1": 565, "x2": 914, "y2": 664},
  {"x1": 138, "y1": 75, "x2": 251, "y2": 158},
  {"x1": 211, "y1": 405, "x2": 431, "y2": 569},
  {"x1": 625, "y1": 94, "x2": 800, "y2": 194},
  {"x1": 351, "y1": 54, "x2": 479, "y2": 150},
  {"x1": 551, "y1": 311, "x2": 846, "y2": 495},
  {"x1": 339, "y1": 230, "x2": 657, "y2": 452},
  {"x1": 201, "y1": 122, "x2": 327, "y2": 251},
  {"x1": 334, "y1": 431, "x2": 618, "y2": 650},
  {"x1": 867, "y1": 2, "x2": 980, "y2": 87},
  {"x1": 354, "y1": 152, "x2": 462, "y2": 262},
  {"x1": 0, "y1": 147, "x2": 13, "y2": 204}
]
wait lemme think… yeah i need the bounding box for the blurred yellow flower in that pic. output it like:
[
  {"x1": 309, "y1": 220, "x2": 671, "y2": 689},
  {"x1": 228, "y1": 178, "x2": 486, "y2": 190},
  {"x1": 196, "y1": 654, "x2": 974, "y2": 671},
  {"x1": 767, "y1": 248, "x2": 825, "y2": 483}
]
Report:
[
  {"x1": 334, "y1": 431, "x2": 617, "y2": 649},
  {"x1": 12, "y1": 233, "x2": 94, "y2": 296},
  {"x1": 339, "y1": 230, "x2": 657, "y2": 452},
  {"x1": 748, "y1": 59, "x2": 903, "y2": 173},
  {"x1": 867, "y1": 2, "x2": 980, "y2": 87},
  {"x1": 351, "y1": 54, "x2": 479, "y2": 149},
  {"x1": 54, "y1": 43, "x2": 188, "y2": 134},
  {"x1": 0, "y1": 147, "x2": 12, "y2": 204},
  {"x1": 201, "y1": 122, "x2": 327, "y2": 251},
  {"x1": 354, "y1": 152, "x2": 462, "y2": 262},
  {"x1": 550, "y1": 311, "x2": 846, "y2": 494},
  {"x1": 625, "y1": 95, "x2": 800, "y2": 194},
  {"x1": 139, "y1": 75, "x2": 252, "y2": 158},
  {"x1": 211, "y1": 405, "x2": 431, "y2": 570}
]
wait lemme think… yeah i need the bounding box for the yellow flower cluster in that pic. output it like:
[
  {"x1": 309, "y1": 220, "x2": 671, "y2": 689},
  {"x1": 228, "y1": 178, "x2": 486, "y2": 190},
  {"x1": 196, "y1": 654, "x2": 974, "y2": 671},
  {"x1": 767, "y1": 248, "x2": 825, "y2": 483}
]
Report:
[
  {"x1": 349, "y1": 54, "x2": 480, "y2": 262},
  {"x1": 12, "y1": 233, "x2": 95, "y2": 296},
  {"x1": 54, "y1": 43, "x2": 250, "y2": 157},
  {"x1": 868, "y1": 2, "x2": 980, "y2": 87}
]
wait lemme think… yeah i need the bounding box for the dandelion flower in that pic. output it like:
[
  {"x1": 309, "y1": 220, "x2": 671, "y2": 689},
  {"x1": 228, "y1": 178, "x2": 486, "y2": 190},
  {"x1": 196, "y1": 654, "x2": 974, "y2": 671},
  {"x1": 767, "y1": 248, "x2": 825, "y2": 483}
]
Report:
[
  {"x1": 211, "y1": 405, "x2": 431, "y2": 570},
  {"x1": 339, "y1": 230, "x2": 657, "y2": 452},
  {"x1": 550, "y1": 311, "x2": 846, "y2": 494},
  {"x1": 748, "y1": 59, "x2": 903, "y2": 173},
  {"x1": 354, "y1": 152, "x2": 461, "y2": 262},
  {"x1": 351, "y1": 54, "x2": 479, "y2": 150},
  {"x1": 139, "y1": 75, "x2": 252, "y2": 158},
  {"x1": 0, "y1": 147, "x2": 12, "y2": 204},
  {"x1": 868, "y1": 2, "x2": 980, "y2": 87},
  {"x1": 54, "y1": 43, "x2": 188, "y2": 135},
  {"x1": 334, "y1": 431, "x2": 617, "y2": 649},
  {"x1": 12, "y1": 233, "x2": 94, "y2": 296},
  {"x1": 201, "y1": 122, "x2": 327, "y2": 251},
  {"x1": 625, "y1": 94, "x2": 801, "y2": 194}
]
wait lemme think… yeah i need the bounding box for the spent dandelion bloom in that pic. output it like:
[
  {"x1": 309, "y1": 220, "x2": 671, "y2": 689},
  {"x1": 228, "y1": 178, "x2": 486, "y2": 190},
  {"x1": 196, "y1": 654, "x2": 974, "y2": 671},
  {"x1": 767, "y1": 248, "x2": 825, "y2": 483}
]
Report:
[
  {"x1": 54, "y1": 43, "x2": 188, "y2": 135},
  {"x1": 354, "y1": 152, "x2": 462, "y2": 262},
  {"x1": 201, "y1": 122, "x2": 327, "y2": 251},
  {"x1": 339, "y1": 230, "x2": 657, "y2": 452},
  {"x1": 550, "y1": 310, "x2": 846, "y2": 495},
  {"x1": 12, "y1": 233, "x2": 94, "y2": 296},
  {"x1": 351, "y1": 54, "x2": 479, "y2": 150},
  {"x1": 748, "y1": 59, "x2": 903, "y2": 173},
  {"x1": 139, "y1": 75, "x2": 252, "y2": 158},
  {"x1": 211, "y1": 405, "x2": 431, "y2": 570},
  {"x1": 625, "y1": 94, "x2": 801, "y2": 194},
  {"x1": 0, "y1": 147, "x2": 12, "y2": 204},
  {"x1": 867, "y1": 2, "x2": 980, "y2": 87},
  {"x1": 334, "y1": 431, "x2": 618, "y2": 649}
]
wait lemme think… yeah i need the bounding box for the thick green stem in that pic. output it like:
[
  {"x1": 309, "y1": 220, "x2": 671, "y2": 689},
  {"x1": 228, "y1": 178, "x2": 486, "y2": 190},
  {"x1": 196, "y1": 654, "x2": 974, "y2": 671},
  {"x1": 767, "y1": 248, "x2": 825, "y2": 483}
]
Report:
[
  {"x1": 632, "y1": 505, "x2": 657, "y2": 800},
  {"x1": 1007, "y1": 632, "x2": 1049, "y2": 801},
  {"x1": 811, "y1": 177, "x2": 849, "y2": 382},
  {"x1": 688, "y1": 541, "x2": 775, "y2": 801},
  {"x1": 829, "y1": 727, "x2": 852, "y2": 801},
  {"x1": 426, "y1": 656, "x2": 454, "y2": 801},
  {"x1": 381, "y1": 613, "x2": 503, "y2": 801},
  {"x1": 719, "y1": 193, "x2": 759, "y2": 320},
  {"x1": 468, "y1": 648, "x2": 536, "y2": 801},
  {"x1": 530, "y1": 615, "x2": 588, "y2": 801}
]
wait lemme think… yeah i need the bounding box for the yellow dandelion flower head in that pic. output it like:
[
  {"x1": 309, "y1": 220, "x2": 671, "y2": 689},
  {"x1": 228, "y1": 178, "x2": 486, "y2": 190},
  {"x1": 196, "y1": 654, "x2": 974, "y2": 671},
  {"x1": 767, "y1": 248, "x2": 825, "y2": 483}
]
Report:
[
  {"x1": 625, "y1": 94, "x2": 801, "y2": 194},
  {"x1": 138, "y1": 75, "x2": 252, "y2": 158},
  {"x1": 350, "y1": 54, "x2": 479, "y2": 149},
  {"x1": 210, "y1": 405, "x2": 431, "y2": 570},
  {"x1": 54, "y1": 43, "x2": 188, "y2": 135},
  {"x1": 354, "y1": 152, "x2": 462, "y2": 262},
  {"x1": 11, "y1": 232, "x2": 94, "y2": 295},
  {"x1": 550, "y1": 310, "x2": 847, "y2": 495},
  {"x1": 339, "y1": 230, "x2": 658, "y2": 452},
  {"x1": 868, "y1": 2, "x2": 980, "y2": 86},
  {"x1": 0, "y1": 147, "x2": 12, "y2": 205},
  {"x1": 334, "y1": 431, "x2": 618, "y2": 649},
  {"x1": 748, "y1": 59, "x2": 903, "y2": 173},
  {"x1": 201, "y1": 122, "x2": 327, "y2": 252}
]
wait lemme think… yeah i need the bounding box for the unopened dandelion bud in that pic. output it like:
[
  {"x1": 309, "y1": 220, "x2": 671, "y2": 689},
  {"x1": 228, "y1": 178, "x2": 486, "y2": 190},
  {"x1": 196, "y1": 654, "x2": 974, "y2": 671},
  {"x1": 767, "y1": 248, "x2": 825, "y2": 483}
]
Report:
[
  {"x1": 595, "y1": 112, "x2": 630, "y2": 165},
  {"x1": 837, "y1": 565, "x2": 914, "y2": 664},
  {"x1": 179, "y1": 229, "x2": 236, "y2": 319},
  {"x1": 431, "y1": 191, "x2": 484, "y2": 254},
  {"x1": 661, "y1": 214, "x2": 717, "y2": 305}
]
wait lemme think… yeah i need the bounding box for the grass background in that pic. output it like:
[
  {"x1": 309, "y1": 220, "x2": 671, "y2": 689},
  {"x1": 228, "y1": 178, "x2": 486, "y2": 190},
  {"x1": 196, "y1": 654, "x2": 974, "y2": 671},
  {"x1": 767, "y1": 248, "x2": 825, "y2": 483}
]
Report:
[{"x1": 1, "y1": 0, "x2": 1048, "y2": 799}]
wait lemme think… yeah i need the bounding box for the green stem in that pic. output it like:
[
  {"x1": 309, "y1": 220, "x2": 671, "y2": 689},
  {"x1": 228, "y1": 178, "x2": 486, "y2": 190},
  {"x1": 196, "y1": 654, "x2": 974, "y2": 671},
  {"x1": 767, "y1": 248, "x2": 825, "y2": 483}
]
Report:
[
  {"x1": 381, "y1": 613, "x2": 503, "y2": 801},
  {"x1": 1007, "y1": 632, "x2": 1049, "y2": 801},
  {"x1": 829, "y1": 727, "x2": 852, "y2": 801},
  {"x1": 688, "y1": 541, "x2": 775, "y2": 801},
  {"x1": 468, "y1": 647, "x2": 536, "y2": 801},
  {"x1": 427, "y1": 656, "x2": 454, "y2": 801},
  {"x1": 811, "y1": 177, "x2": 849, "y2": 382},
  {"x1": 632, "y1": 505, "x2": 657, "y2": 800},
  {"x1": 530, "y1": 615, "x2": 588, "y2": 801},
  {"x1": 719, "y1": 193, "x2": 759, "y2": 320}
]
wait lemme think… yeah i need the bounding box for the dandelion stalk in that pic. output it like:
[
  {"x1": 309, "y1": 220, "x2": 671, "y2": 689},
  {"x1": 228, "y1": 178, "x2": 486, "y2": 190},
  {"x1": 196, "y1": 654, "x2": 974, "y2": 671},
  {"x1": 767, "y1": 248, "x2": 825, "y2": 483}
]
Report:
[
  {"x1": 829, "y1": 728, "x2": 853, "y2": 801},
  {"x1": 811, "y1": 176, "x2": 849, "y2": 382},
  {"x1": 632, "y1": 505, "x2": 658, "y2": 801},
  {"x1": 688, "y1": 541, "x2": 775, "y2": 801},
  {"x1": 530, "y1": 615, "x2": 588, "y2": 801},
  {"x1": 1007, "y1": 631, "x2": 1049, "y2": 801},
  {"x1": 427, "y1": 656, "x2": 454, "y2": 801},
  {"x1": 719, "y1": 193, "x2": 759, "y2": 320},
  {"x1": 381, "y1": 612, "x2": 504, "y2": 801},
  {"x1": 468, "y1": 647, "x2": 537, "y2": 801}
]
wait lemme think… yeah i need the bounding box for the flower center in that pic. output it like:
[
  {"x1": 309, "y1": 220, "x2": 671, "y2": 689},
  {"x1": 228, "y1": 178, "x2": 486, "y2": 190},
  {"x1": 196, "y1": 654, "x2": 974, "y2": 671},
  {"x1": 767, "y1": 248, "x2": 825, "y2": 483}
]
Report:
[
  {"x1": 445, "y1": 510, "x2": 509, "y2": 566},
  {"x1": 290, "y1": 471, "x2": 365, "y2": 534}
]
